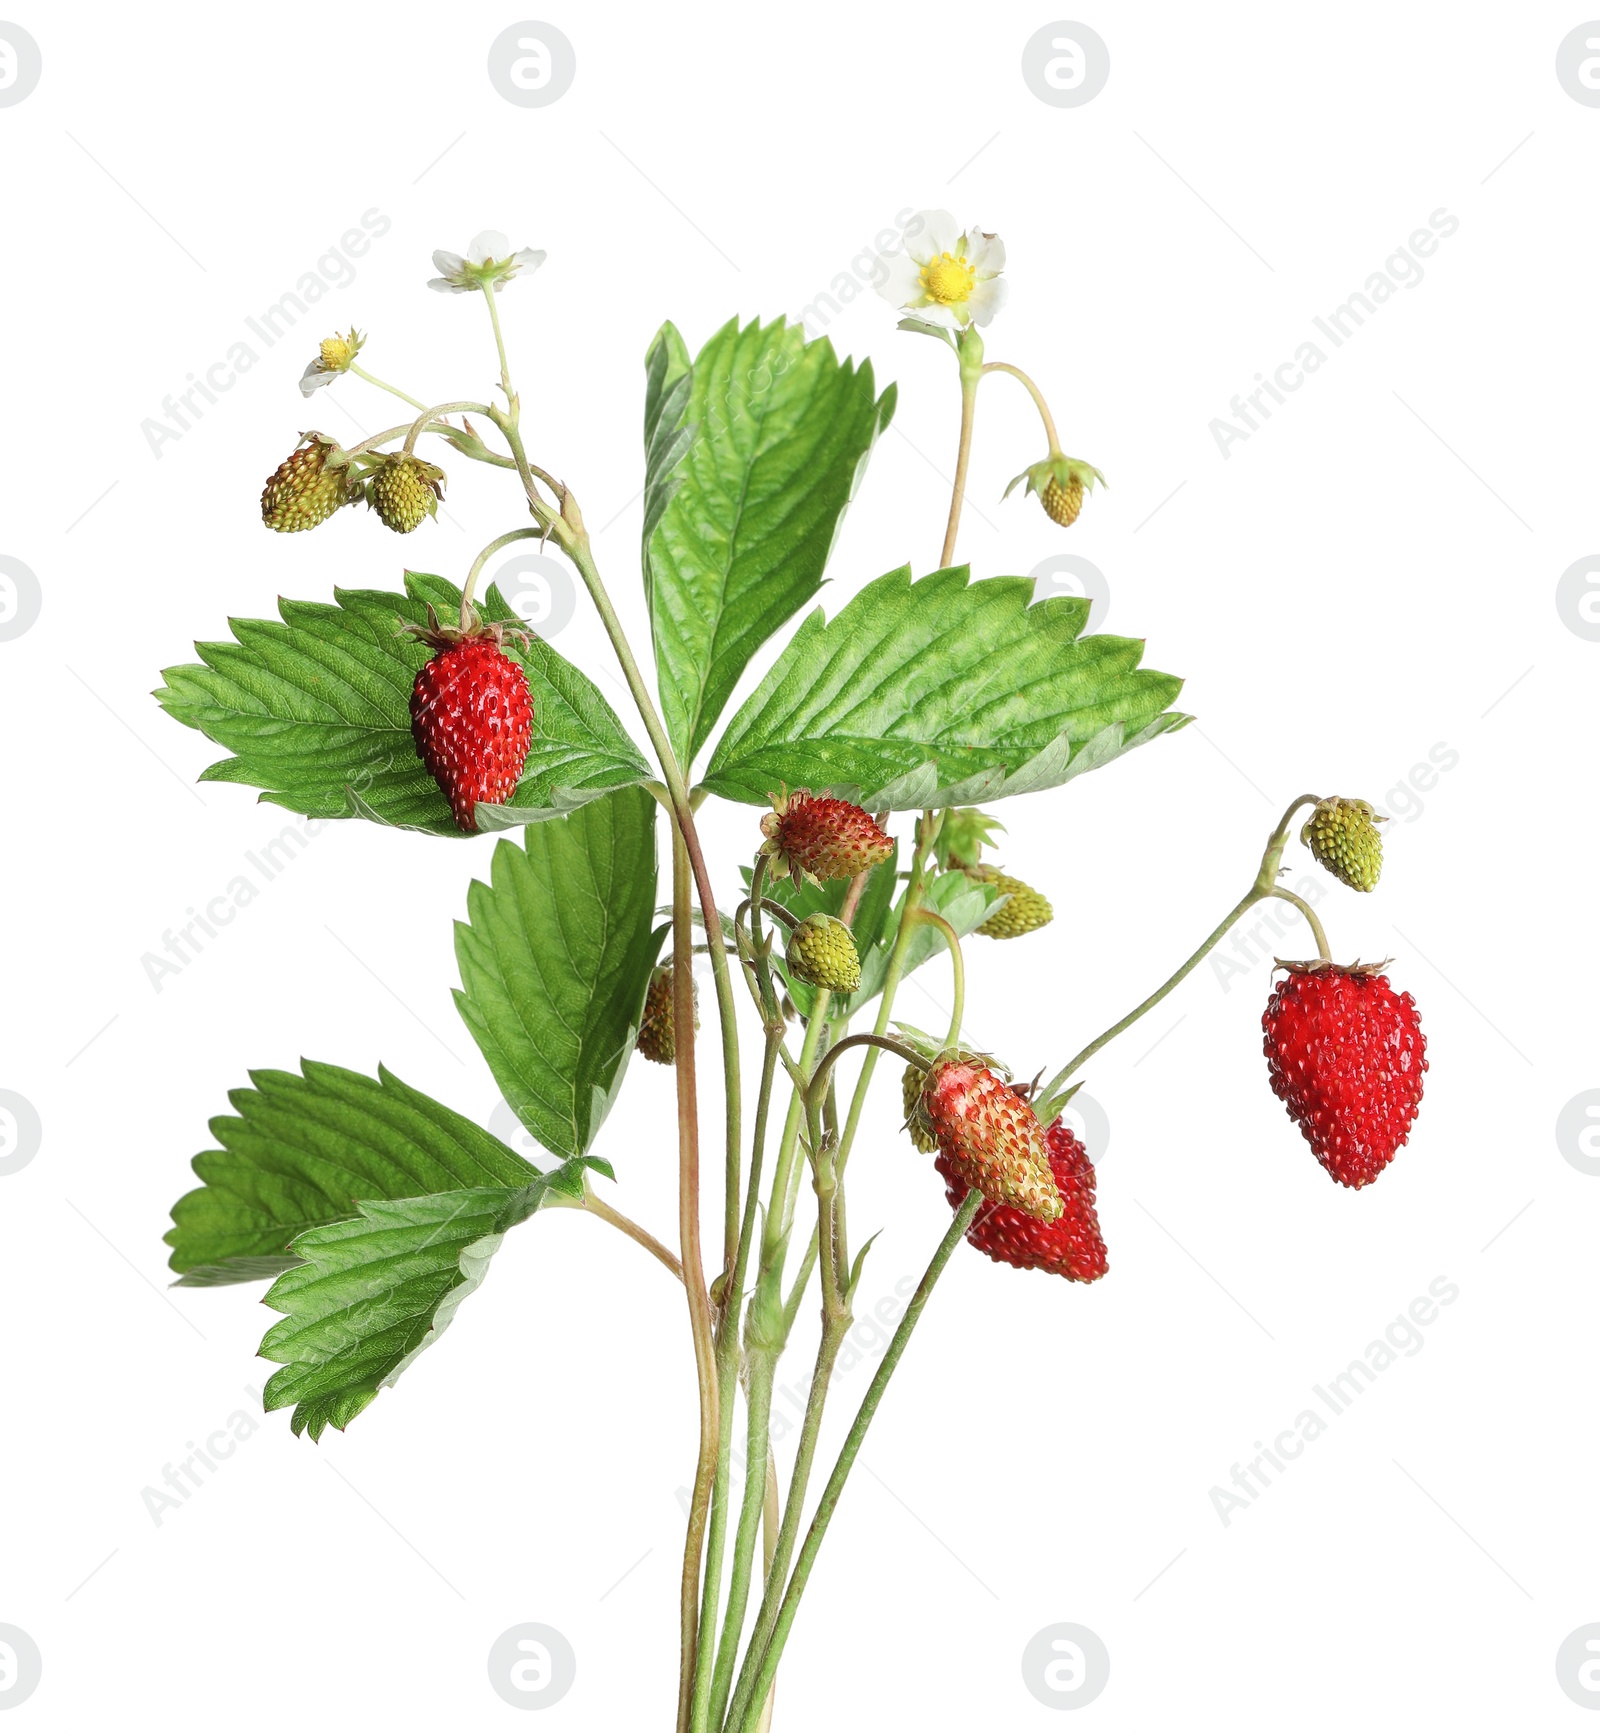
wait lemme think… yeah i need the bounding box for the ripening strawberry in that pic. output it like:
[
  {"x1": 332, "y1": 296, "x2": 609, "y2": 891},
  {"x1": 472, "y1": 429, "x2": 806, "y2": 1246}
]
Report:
[
  {"x1": 938, "y1": 1115, "x2": 1108, "y2": 1281},
  {"x1": 916, "y1": 1059, "x2": 1062, "y2": 1222},
  {"x1": 759, "y1": 789, "x2": 892, "y2": 887},
  {"x1": 1262, "y1": 962, "x2": 1426, "y2": 1188},
  {"x1": 406, "y1": 610, "x2": 532, "y2": 832},
  {"x1": 638, "y1": 962, "x2": 695, "y2": 1065},
  {"x1": 261, "y1": 434, "x2": 355, "y2": 532}
]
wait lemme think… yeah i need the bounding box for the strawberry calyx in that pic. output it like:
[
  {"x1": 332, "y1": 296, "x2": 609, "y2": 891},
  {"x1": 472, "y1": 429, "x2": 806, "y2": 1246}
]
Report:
[
  {"x1": 398, "y1": 601, "x2": 532, "y2": 655},
  {"x1": 1271, "y1": 956, "x2": 1394, "y2": 979}
]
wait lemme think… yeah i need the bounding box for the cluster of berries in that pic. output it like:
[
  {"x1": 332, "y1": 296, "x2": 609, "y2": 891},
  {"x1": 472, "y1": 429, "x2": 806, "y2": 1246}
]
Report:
[
  {"x1": 261, "y1": 433, "x2": 447, "y2": 537},
  {"x1": 759, "y1": 790, "x2": 1426, "y2": 1282}
]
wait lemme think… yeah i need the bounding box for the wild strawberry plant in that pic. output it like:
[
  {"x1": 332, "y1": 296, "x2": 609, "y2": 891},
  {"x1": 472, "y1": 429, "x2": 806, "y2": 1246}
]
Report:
[{"x1": 156, "y1": 217, "x2": 1426, "y2": 1729}]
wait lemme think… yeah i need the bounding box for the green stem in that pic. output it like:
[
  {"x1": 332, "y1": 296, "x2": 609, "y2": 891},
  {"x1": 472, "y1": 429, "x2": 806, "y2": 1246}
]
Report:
[
  {"x1": 1037, "y1": 792, "x2": 1327, "y2": 1102},
  {"x1": 530, "y1": 527, "x2": 743, "y2": 1732},
  {"x1": 981, "y1": 360, "x2": 1061, "y2": 452},
  {"x1": 706, "y1": 1347, "x2": 775, "y2": 1730},
  {"x1": 557, "y1": 532, "x2": 743, "y2": 1274},
  {"x1": 761, "y1": 1013, "x2": 830, "y2": 1269},
  {"x1": 486, "y1": 409, "x2": 565, "y2": 512},
  {"x1": 939, "y1": 334, "x2": 984, "y2": 567},
  {"x1": 733, "y1": 1191, "x2": 982, "y2": 1731},
  {"x1": 1040, "y1": 888, "x2": 1264, "y2": 1100},
  {"x1": 722, "y1": 1310, "x2": 850, "y2": 1733},
  {"x1": 348, "y1": 362, "x2": 430, "y2": 412},
  {"x1": 804, "y1": 1033, "x2": 926, "y2": 1122},
  {"x1": 399, "y1": 400, "x2": 494, "y2": 456},
  {"x1": 461, "y1": 527, "x2": 541, "y2": 622},
  {"x1": 483, "y1": 287, "x2": 515, "y2": 409},
  {"x1": 833, "y1": 815, "x2": 933, "y2": 1182},
  {"x1": 577, "y1": 1187, "x2": 682, "y2": 1281},
  {"x1": 1269, "y1": 887, "x2": 1332, "y2": 962},
  {"x1": 914, "y1": 907, "x2": 965, "y2": 1047},
  {"x1": 693, "y1": 1024, "x2": 783, "y2": 1733}
]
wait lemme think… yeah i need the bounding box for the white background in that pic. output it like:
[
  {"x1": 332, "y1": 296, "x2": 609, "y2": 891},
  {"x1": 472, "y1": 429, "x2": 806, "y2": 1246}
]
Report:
[{"x1": 1, "y1": 1, "x2": 1595, "y2": 1726}]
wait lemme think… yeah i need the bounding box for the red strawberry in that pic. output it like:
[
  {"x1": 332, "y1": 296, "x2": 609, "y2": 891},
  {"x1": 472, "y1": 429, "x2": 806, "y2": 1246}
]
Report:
[
  {"x1": 938, "y1": 1116, "x2": 1108, "y2": 1282},
  {"x1": 406, "y1": 611, "x2": 533, "y2": 832},
  {"x1": 1262, "y1": 961, "x2": 1426, "y2": 1188},
  {"x1": 759, "y1": 788, "x2": 893, "y2": 886},
  {"x1": 917, "y1": 1059, "x2": 1062, "y2": 1222}
]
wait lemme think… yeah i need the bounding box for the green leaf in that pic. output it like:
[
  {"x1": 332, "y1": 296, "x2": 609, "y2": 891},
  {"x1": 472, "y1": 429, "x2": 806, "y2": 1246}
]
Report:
[
  {"x1": 260, "y1": 1182, "x2": 558, "y2": 1440},
  {"x1": 165, "y1": 1062, "x2": 547, "y2": 1286},
  {"x1": 454, "y1": 785, "x2": 665, "y2": 1162},
  {"x1": 642, "y1": 321, "x2": 695, "y2": 568},
  {"x1": 644, "y1": 316, "x2": 896, "y2": 767},
  {"x1": 155, "y1": 571, "x2": 650, "y2": 836},
  {"x1": 702, "y1": 565, "x2": 1190, "y2": 809}
]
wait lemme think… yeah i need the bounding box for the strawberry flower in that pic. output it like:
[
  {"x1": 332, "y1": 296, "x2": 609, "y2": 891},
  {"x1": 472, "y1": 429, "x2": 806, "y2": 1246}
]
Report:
[
  {"x1": 428, "y1": 230, "x2": 546, "y2": 295},
  {"x1": 298, "y1": 328, "x2": 365, "y2": 397},
  {"x1": 875, "y1": 210, "x2": 1007, "y2": 328}
]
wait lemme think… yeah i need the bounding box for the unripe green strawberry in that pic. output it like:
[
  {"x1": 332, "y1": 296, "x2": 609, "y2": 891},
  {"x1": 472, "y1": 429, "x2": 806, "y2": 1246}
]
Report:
[
  {"x1": 902, "y1": 1063, "x2": 938, "y2": 1153},
  {"x1": 638, "y1": 962, "x2": 696, "y2": 1066},
  {"x1": 968, "y1": 865, "x2": 1053, "y2": 939},
  {"x1": 368, "y1": 454, "x2": 446, "y2": 534},
  {"x1": 1301, "y1": 797, "x2": 1386, "y2": 892},
  {"x1": 785, "y1": 913, "x2": 861, "y2": 994},
  {"x1": 260, "y1": 434, "x2": 354, "y2": 532},
  {"x1": 759, "y1": 789, "x2": 893, "y2": 886},
  {"x1": 1003, "y1": 453, "x2": 1105, "y2": 529},
  {"x1": 1041, "y1": 475, "x2": 1083, "y2": 526}
]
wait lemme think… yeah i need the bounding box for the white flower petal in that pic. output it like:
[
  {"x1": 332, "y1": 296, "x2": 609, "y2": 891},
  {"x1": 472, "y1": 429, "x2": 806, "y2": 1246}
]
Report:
[
  {"x1": 427, "y1": 276, "x2": 472, "y2": 293},
  {"x1": 509, "y1": 247, "x2": 546, "y2": 273},
  {"x1": 876, "y1": 251, "x2": 925, "y2": 307},
  {"x1": 468, "y1": 229, "x2": 510, "y2": 264},
  {"x1": 964, "y1": 229, "x2": 1006, "y2": 276},
  {"x1": 966, "y1": 276, "x2": 1009, "y2": 326},
  {"x1": 431, "y1": 249, "x2": 465, "y2": 278},
  {"x1": 298, "y1": 361, "x2": 335, "y2": 396},
  {"x1": 904, "y1": 208, "x2": 960, "y2": 265},
  {"x1": 914, "y1": 301, "x2": 960, "y2": 329}
]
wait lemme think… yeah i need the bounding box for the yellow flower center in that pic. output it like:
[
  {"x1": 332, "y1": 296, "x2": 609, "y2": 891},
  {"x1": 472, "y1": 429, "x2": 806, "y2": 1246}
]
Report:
[
  {"x1": 320, "y1": 336, "x2": 353, "y2": 370},
  {"x1": 921, "y1": 252, "x2": 976, "y2": 305}
]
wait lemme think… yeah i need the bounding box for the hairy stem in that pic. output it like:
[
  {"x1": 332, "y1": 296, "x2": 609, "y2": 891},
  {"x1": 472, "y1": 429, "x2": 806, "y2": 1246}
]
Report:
[
  {"x1": 981, "y1": 360, "x2": 1061, "y2": 452},
  {"x1": 939, "y1": 375, "x2": 979, "y2": 568},
  {"x1": 1268, "y1": 887, "x2": 1331, "y2": 962},
  {"x1": 733, "y1": 1192, "x2": 982, "y2": 1729},
  {"x1": 722, "y1": 1311, "x2": 849, "y2": 1733},
  {"x1": 461, "y1": 526, "x2": 541, "y2": 622},
  {"x1": 349, "y1": 362, "x2": 431, "y2": 412},
  {"x1": 672, "y1": 822, "x2": 720, "y2": 1733},
  {"x1": 399, "y1": 400, "x2": 495, "y2": 456},
  {"x1": 707, "y1": 1349, "x2": 775, "y2": 1730},
  {"x1": 1038, "y1": 792, "x2": 1329, "y2": 1102},
  {"x1": 483, "y1": 287, "x2": 515, "y2": 408},
  {"x1": 578, "y1": 1188, "x2": 682, "y2": 1281},
  {"x1": 693, "y1": 1024, "x2": 783, "y2": 1733},
  {"x1": 559, "y1": 532, "x2": 743, "y2": 1288},
  {"x1": 833, "y1": 815, "x2": 933, "y2": 1181},
  {"x1": 939, "y1": 330, "x2": 986, "y2": 567}
]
